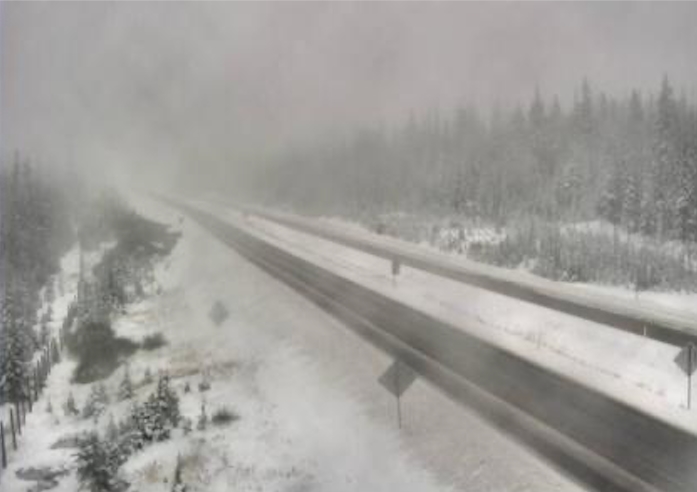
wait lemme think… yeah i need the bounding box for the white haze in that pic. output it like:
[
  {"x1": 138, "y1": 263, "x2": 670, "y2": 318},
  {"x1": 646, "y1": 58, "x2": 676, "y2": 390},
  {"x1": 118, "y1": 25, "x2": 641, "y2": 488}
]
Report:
[{"x1": 2, "y1": 1, "x2": 697, "y2": 192}]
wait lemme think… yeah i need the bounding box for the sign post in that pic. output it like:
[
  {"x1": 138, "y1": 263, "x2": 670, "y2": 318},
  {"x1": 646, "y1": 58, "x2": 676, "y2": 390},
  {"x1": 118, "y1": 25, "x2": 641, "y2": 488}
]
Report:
[
  {"x1": 391, "y1": 258, "x2": 401, "y2": 286},
  {"x1": 378, "y1": 360, "x2": 417, "y2": 428},
  {"x1": 674, "y1": 342, "x2": 697, "y2": 409}
]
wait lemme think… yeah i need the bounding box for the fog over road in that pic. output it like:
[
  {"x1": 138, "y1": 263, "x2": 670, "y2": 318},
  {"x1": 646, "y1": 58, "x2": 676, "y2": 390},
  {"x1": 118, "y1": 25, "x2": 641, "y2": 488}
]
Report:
[{"x1": 3, "y1": 2, "x2": 697, "y2": 192}]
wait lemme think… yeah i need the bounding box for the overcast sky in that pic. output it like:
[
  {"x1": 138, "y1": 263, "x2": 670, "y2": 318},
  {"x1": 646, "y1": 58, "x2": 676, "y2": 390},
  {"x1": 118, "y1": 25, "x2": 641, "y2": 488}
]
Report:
[{"x1": 2, "y1": 1, "x2": 697, "y2": 191}]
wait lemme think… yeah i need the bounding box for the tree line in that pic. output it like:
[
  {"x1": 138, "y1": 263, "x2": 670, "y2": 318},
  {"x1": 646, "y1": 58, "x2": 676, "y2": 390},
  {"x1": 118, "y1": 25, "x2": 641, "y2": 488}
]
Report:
[
  {"x1": 259, "y1": 77, "x2": 697, "y2": 244},
  {"x1": 0, "y1": 156, "x2": 74, "y2": 404}
]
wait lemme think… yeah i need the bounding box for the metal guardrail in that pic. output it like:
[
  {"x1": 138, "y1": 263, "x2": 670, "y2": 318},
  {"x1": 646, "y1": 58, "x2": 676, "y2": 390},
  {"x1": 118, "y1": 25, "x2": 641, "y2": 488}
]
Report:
[
  {"x1": 165, "y1": 197, "x2": 697, "y2": 492},
  {"x1": 242, "y1": 206, "x2": 697, "y2": 348}
]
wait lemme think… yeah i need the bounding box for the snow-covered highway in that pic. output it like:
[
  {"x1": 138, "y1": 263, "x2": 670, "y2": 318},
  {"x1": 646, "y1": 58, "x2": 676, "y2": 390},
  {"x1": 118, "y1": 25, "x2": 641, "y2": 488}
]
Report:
[{"x1": 163, "y1": 197, "x2": 697, "y2": 492}]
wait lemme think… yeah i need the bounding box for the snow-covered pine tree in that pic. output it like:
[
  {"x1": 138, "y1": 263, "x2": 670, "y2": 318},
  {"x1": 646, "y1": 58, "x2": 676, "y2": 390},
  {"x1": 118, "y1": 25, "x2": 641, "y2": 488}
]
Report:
[
  {"x1": 128, "y1": 375, "x2": 180, "y2": 445},
  {"x1": 106, "y1": 414, "x2": 119, "y2": 441},
  {"x1": 118, "y1": 365, "x2": 134, "y2": 401},
  {"x1": 1, "y1": 289, "x2": 30, "y2": 403},
  {"x1": 621, "y1": 170, "x2": 642, "y2": 232},
  {"x1": 83, "y1": 383, "x2": 110, "y2": 421},
  {"x1": 75, "y1": 432, "x2": 127, "y2": 492},
  {"x1": 153, "y1": 374, "x2": 180, "y2": 428}
]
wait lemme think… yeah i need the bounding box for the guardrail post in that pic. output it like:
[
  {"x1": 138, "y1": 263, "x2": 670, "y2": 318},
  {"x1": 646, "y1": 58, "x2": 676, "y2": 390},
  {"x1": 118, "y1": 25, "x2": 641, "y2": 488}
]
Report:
[{"x1": 9, "y1": 409, "x2": 17, "y2": 450}]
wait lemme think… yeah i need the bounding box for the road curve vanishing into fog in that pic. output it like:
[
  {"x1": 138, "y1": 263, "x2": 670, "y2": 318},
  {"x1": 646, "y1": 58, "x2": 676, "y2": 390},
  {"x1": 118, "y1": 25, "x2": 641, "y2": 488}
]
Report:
[
  {"x1": 161, "y1": 196, "x2": 697, "y2": 492},
  {"x1": 240, "y1": 206, "x2": 697, "y2": 348}
]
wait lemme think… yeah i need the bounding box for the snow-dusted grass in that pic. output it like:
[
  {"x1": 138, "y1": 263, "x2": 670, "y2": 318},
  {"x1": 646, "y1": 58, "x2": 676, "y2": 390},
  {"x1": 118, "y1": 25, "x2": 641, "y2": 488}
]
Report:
[
  {"x1": 307, "y1": 210, "x2": 697, "y2": 291},
  {"x1": 473, "y1": 218, "x2": 697, "y2": 289}
]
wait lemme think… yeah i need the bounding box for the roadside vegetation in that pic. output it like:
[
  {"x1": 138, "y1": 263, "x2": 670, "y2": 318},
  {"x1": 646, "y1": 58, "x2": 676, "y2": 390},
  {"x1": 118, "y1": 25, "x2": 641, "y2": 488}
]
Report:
[
  {"x1": 361, "y1": 212, "x2": 697, "y2": 291},
  {"x1": 0, "y1": 156, "x2": 74, "y2": 405},
  {"x1": 260, "y1": 77, "x2": 697, "y2": 292},
  {"x1": 65, "y1": 192, "x2": 180, "y2": 383}
]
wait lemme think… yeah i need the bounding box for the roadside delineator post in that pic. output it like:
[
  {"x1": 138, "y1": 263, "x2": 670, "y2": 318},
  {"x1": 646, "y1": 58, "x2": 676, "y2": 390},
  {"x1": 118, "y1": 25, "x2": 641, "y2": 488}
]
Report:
[
  {"x1": 378, "y1": 359, "x2": 417, "y2": 429},
  {"x1": 391, "y1": 257, "x2": 401, "y2": 286},
  {"x1": 675, "y1": 342, "x2": 697, "y2": 409}
]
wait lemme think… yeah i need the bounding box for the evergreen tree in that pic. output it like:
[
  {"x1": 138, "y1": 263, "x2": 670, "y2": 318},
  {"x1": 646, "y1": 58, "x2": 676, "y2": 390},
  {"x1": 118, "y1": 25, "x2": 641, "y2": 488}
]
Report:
[
  {"x1": 118, "y1": 365, "x2": 134, "y2": 401},
  {"x1": 106, "y1": 414, "x2": 119, "y2": 442},
  {"x1": 83, "y1": 383, "x2": 110, "y2": 420},
  {"x1": 1, "y1": 289, "x2": 30, "y2": 403},
  {"x1": 75, "y1": 433, "x2": 127, "y2": 492},
  {"x1": 651, "y1": 75, "x2": 680, "y2": 238},
  {"x1": 129, "y1": 375, "x2": 180, "y2": 445}
]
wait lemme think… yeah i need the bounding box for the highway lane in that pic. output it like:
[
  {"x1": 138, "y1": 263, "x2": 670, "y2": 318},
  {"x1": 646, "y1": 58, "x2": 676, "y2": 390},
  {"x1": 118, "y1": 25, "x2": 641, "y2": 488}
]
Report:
[
  {"x1": 164, "y1": 197, "x2": 697, "y2": 492},
  {"x1": 240, "y1": 206, "x2": 697, "y2": 348}
]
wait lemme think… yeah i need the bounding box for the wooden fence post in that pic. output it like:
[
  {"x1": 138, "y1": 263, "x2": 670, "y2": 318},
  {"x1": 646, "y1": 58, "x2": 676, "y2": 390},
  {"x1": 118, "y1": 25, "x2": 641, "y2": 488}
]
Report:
[
  {"x1": 27, "y1": 380, "x2": 33, "y2": 413},
  {"x1": 1, "y1": 421, "x2": 7, "y2": 468},
  {"x1": 34, "y1": 365, "x2": 39, "y2": 400},
  {"x1": 14, "y1": 404, "x2": 21, "y2": 436},
  {"x1": 9, "y1": 408, "x2": 17, "y2": 450}
]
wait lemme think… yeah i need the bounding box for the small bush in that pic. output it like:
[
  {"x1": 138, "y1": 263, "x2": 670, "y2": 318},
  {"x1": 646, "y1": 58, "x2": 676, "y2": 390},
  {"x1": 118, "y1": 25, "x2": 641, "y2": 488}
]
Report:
[
  {"x1": 181, "y1": 417, "x2": 193, "y2": 435},
  {"x1": 65, "y1": 392, "x2": 79, "y2": 417},
  {"x1": 211, "y1": 407, "x2": 238, "y2": 426},
  {"x1": 143, "y1": 368, "x2": 153, "y2": 385},
  {"x1": 75, "y1": 432, "x2": 128, "y2": 492},
  {"x1": 141, "y1": 333, "x2": 167, "y2": 351},
  {"x1": 470, "y1": 220, "x2": 697, "y2": 291}
]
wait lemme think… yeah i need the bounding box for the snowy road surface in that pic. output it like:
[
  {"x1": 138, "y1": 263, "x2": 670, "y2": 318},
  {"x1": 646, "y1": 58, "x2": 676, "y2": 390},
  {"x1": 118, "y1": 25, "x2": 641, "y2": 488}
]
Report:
[{"x1": 240, "y1": 205, "x2": 697, "y2": 347}]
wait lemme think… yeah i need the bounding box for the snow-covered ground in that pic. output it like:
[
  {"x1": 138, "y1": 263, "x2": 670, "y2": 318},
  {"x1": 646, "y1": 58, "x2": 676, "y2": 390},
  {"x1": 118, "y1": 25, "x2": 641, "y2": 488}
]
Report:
[
  {"x1": 317, "y1": 211, "x2": 697, "y2": 318},
  {"x1": 193, "y1": 201, "x2": 697, "y2": 436},
  {"x1": 1, "y1": 194, "x2": 585, "y2": 492}
]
